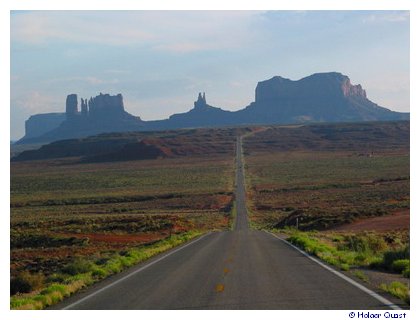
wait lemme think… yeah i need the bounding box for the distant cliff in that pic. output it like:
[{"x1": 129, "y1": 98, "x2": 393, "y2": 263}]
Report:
[
  {"x1": 24, "y1": 113, "x2": 65, "y2": 139},
  {"x1": 235, "y1": 72, "x2": 409, "y2": 124},
  {"x1": 18, "y1": 93, "x2": 144, "y2": 144},
  {"x1": 16, "y1": 72, "x2": 409, "y2": 144}
]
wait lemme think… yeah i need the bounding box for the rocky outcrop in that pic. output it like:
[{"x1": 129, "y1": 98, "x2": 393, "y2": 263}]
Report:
[
  {"x1": 255, "y1": 73, "x2": 367, "y2": 102},
  {"x1": 341, "y1": 78, "x2": 366, "y2": 98},
  {"x1": 16, "y1": 72, "x2": 409, "y2": 144},
  {"x1": 64, "y1": 93, "x2": 128, "y2": 120},
  {"x1": 17, "y1": 93, "x2": 144, "y2": 144},
  {"x1": 88, "y1": 93, "x2": 125, "y2": 119},
  {"x1": 238, "y1": 72, "x2": 409, "y2": 123},
  {"x1": 81, "y1": 98, "x2": 88, "y2": 117},
  {"x1": 65, "y1": 94, "x2": 78, "y2": 119},
  {"x1": 194, "y1": 92, "x2": 207, "y2": 109},
  {"x1": 160, "y1": 92, "x2": 235, "y2": 129},
  {"x1": 24, "y1": 113, "x2": 66, "y2": 139}
]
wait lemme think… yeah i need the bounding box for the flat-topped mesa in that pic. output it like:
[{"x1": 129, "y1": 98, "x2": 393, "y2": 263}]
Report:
[
  {"x1": 64, "y1": 93, "x2": 126, "y2": 120},
  {"x1": 304, "y1": 72, "x2": 367, "y2": 98},
  {"x1": 255, "y1": 72, "x2": 368, "y2": 104},
  {"x1": 255, "y1": 77, "x2": 293, "y2": 102},
  {"x1": 88, "y1": 93, "x2": 125, "y2": 118}
]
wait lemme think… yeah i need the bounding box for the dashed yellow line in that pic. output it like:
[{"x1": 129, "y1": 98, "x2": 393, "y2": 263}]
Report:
[{"x1": 215, "y1": 284, "x2": 225, "y2": 292}]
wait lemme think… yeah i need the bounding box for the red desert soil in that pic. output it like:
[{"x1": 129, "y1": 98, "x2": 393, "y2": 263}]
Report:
[
  {"x1": 12, "y1": 246, "x2": 102, "y2": 260},
  {"x1": 331, "y1": 210, "x2": 409, "y2": 232}
]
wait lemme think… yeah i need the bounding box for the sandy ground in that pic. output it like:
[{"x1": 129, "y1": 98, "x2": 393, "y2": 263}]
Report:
[{"x1": 331, "y1": 210, "x2": 409, "y2": 232}]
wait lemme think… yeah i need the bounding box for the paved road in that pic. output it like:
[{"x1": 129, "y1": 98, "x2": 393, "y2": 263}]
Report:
[{"x1": 57, "y1": 137, "x2": 400, "y2": 310}]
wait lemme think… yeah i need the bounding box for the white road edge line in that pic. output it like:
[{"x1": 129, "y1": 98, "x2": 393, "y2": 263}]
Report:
[
  {"x1": 62, "y1": 232, "x2": 211, "y2": 310},
  {"x1": 266, "y1": 231, "x2": 402, "y2": 310}
]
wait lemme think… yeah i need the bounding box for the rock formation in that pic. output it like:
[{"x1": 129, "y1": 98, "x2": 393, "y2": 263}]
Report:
[
  {"x1": 65, "y1": 94, "x2": 78, "y2": 119},
  {"x1": 24, "y1": 113, "x2": 66, "y2": 139},
  {"x1": 162, "y1": 92, "x2": 235, "y2": 129},
  {"x1": 194, "y1": 92, "x2": 207, "y2": 109},
  {"x1": 254, "y1": 73, "x2": 367, "y2": 103},
  {"x1": 237, "y1": 72, "x2": 408, "y2": 123},
  {"x1": 17, "y1": 93, "x2": 143, "y2": 144},
  {"x1": 81, "y1": 98, "x2": 88, "y2": 117},
  {"x1": 16, "y1": 72, "x2": 409, "y2": 145},
  {"x1": 88, "y1": 93, "x2": 125, "y2": 119},
  {"x1": 64, "y1": 93, "x2": 126, "y2": 120}
]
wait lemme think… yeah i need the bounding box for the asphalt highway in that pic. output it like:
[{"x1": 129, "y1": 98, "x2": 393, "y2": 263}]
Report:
[{"x1": 56, "y1": 137, "x2": 401, "y2": 310}]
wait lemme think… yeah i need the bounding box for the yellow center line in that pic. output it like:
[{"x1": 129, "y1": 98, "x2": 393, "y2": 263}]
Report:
[
  {"x1": 215, "y1": 283, "x2": 225, "y2": 292},
  {"x1": 216, "y1": 256, "x2": 233, "y2": 293}
]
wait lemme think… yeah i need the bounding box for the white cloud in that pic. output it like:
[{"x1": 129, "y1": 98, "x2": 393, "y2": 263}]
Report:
[
  {"x1": 84, "y1": 76, "x2": 119, "y2": 85},
  {"x1": 11, "y1": 91, "x2": 61, "y2": 114},
  {"x1": 11, "y1": 11, "x2": 154, "y2": 46},
  {"x1": 103, "y1": 69, "x2": 132, "y2": 75},
  {"x1": 153, "y1": 42, "x2": 214, "y2": 53},
  {"x1": 43, "y1": 76, "x2": 120, "y2": 86},
  {"x1": 11, "y1": 11, "x2": 259, "y2": 52},
  {"x1": 229, "y1": 81, "x2": 244, "y2": 88},
  {"x1": 362, "y1": 11, "x2": 409, "y2": 24}
]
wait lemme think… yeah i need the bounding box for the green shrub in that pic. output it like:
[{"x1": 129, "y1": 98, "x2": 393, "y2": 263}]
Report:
[
  {"x1": 10, "y1": 276, "x2": 31, "y2": 295},
  {"x1": 339, "y1": 233, "x2": 387, "y2": 253},
  {"x1": 41, "y1": 283, "x2": 68, "y2": 296},
  {"x1": 382, "y1": 247, "x2": 410, "y2": 269},
  {"x1": 369, "y1": 257, "x2": 384, "y2": 270},
  {"x1": 10, "y1": 231, "x2": 203, "y2": 310},
  {"x1": 47, "y1": 273, "x2": 66, "y2": 283},
  {"x1": 392, "y1": 259, "x2": 410, "y2": 273},
  {"x1": 63, "y1": 258, "x2": 95, "y2": 275},
  {"x1": 32, "y1": 294, "x2": 49, "y2": 305},
  {"x1": 119, "y1": 256, "x2": 134, "y2": 267},
  {"x1": 11, "y1": 233, "x2": 88, "y2": 249},
  {"x1": 288, "y1": 233, "x2": 332, "y2": 255},
  {"x1": 353, "y1": 270, "x2": 369, "y2": 282},
  {"x1": 63, "y1": 273, "x2": 93, "y2": 285},
  {"x1": 402, "y1": 267, "x2": 410, "y2": 278},
  {"x1": 340, "y1": 263, "x2": 350, "y2": 271},
  {"x1": 95, "y1": 257, "x2": 109, "y2": 265},
  {"x1": 91, "y1": 266, "x2": 108, "y2": 278},
  {"x1": 103, "y1": 258, "x2": 123, "y2": 273},
  {"x1": 10, "y1": 271, "x2": 45, "y2": 295},
  {"x1": 380, "y1": 282, "x2": 409, "y2": 304},
  {"x1": 354, "y1": 252, "x2": 370, "y2": 264},
  {"x1": 10, "y1": 296, "x2": 42, "y2": 310}
]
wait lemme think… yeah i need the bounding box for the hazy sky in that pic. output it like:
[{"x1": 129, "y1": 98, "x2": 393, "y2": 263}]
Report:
[{"x1": 10, "y1": 10, "x2": 410, "y2": 140}]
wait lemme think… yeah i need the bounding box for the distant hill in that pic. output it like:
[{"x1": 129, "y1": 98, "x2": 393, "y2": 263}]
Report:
[
  {"x1": 244, "y1": 121, "x2": 410, "y2": 154},
  {"x1": 11, "y1": 122, "x2": 409, "y2": 163},
  {"x1": 16, "y1": 72, "x2": 409, "y2": 144},
  {"x1": 12, "y1": 138, "x2": 168, "y2": 162},
  {"x1": 12, "y1": 127, "x2": 252, "y2": 162}
]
